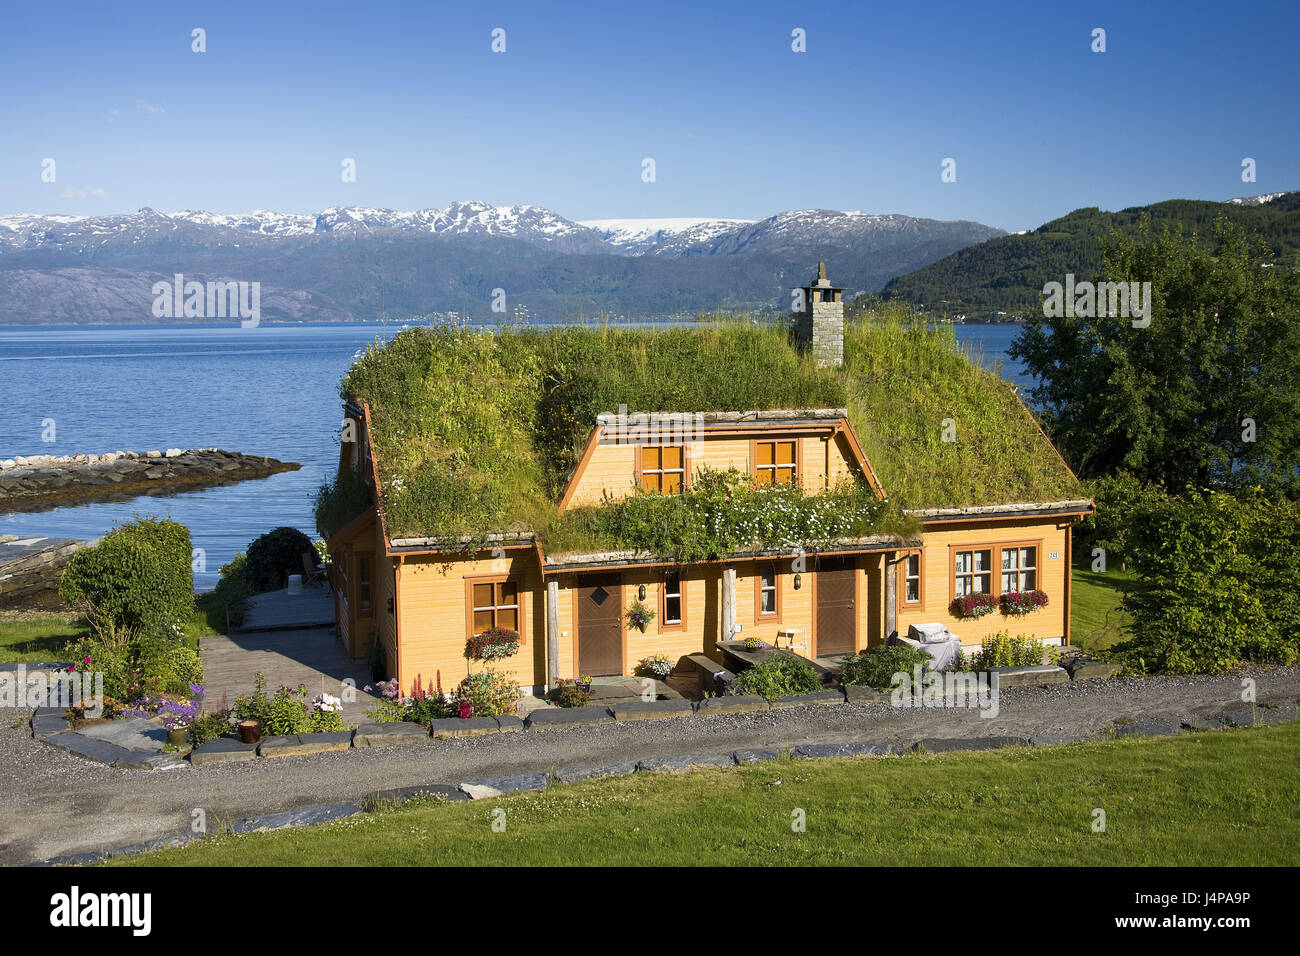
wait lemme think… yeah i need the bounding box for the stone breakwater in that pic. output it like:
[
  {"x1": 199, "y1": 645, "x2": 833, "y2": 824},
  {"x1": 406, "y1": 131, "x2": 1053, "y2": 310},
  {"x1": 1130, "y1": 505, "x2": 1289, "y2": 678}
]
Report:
[{"x1": 0, "y1": 448, "x2": 302, "y2": 513}]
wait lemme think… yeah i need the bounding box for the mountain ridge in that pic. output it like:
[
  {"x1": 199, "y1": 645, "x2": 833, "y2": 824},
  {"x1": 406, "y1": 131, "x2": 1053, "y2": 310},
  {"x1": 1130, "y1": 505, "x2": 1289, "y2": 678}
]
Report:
[{"x1": 0, "y1": 202, "x2": 1005, "y2": 323}]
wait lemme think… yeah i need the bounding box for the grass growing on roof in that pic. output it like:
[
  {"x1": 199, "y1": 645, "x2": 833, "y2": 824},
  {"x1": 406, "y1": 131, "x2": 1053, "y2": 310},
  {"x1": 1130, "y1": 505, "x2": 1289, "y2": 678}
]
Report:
[
  {"x1": 340, "y1": 311, "x2": 1079, "y2": 545},
  {"x1": 842, "y1": 303, "x2": 1079, "y2": 509}
]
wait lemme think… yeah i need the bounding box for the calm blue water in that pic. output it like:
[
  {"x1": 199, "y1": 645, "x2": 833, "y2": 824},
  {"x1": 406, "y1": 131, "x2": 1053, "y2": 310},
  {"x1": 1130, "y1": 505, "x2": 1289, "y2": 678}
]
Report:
[{"x1": 0, "y1": 321, "x2": 1028, "y2": 589}]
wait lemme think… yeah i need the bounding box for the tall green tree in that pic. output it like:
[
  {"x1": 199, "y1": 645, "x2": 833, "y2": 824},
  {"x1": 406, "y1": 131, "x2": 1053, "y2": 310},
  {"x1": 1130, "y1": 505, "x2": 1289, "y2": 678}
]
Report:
[{"x1": 1011, "y1": 219, "x2": 1300, "y2": 490}]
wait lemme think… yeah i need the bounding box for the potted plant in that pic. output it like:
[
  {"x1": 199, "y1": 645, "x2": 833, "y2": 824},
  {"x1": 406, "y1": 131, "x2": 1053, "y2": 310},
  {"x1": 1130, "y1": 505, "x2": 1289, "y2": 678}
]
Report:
[
  {"x1": 626, "y1": 600, "x2": 656, "y2": 633},
  {"x1": 637, "y1": 654, "x2": 673, "y2": 679},
  {"x1": 575, "y1": 674, "x2": 593, "y2": 693}
]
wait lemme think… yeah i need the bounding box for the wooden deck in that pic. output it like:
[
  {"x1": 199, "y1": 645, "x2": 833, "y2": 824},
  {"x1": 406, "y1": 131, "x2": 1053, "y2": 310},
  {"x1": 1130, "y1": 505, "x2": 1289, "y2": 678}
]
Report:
[
  {"x1": 199, "y1": 626, "x2": 376, "y2": 723},
  {"x1": 238, "y1": 583, "x2": 334, "y2": 632}
]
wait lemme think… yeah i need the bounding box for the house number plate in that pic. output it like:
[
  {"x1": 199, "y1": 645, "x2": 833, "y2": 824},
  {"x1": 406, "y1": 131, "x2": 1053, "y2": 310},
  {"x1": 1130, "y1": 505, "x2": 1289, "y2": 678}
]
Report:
[{"x1": 1049, "y1": 552, "x2": 1060, "y2": 559}]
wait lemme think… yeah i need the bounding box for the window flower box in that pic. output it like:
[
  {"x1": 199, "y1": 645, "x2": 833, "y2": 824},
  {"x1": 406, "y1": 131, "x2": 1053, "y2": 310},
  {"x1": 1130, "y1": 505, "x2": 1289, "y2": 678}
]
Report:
[
  {"x1": 465, "y1": 626, "x2": 520, "y2": 661},
  {"x1": 949, "y1": 592, "x2": 997, "y2": 619},
  {"x1": 1000, "y1": 590, "x2": 1049, "y2": 615}
]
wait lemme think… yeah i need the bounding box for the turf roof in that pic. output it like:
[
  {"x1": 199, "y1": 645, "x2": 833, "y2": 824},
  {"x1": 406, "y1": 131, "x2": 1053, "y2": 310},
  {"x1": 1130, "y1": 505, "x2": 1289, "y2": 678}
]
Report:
[{"x1": 338, "y1": 311, "x2": 1080, "y2": 546}]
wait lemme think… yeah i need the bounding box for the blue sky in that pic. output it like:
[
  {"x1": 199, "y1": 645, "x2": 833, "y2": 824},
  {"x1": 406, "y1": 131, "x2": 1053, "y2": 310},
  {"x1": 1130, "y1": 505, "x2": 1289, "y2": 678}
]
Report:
[{"x1": 1, "y1": 0, "x2": 1296, "y2": 232}]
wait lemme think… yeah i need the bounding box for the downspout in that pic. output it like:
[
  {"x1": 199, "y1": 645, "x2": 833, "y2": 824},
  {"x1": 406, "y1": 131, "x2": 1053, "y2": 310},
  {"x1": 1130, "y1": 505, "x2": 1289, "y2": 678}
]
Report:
[
  {"x1": 884, "y1": 551, "x2": 897, "y2": 641},
  {"x1": 393, "y1": 554, "x2": 403, "y2": 688}
]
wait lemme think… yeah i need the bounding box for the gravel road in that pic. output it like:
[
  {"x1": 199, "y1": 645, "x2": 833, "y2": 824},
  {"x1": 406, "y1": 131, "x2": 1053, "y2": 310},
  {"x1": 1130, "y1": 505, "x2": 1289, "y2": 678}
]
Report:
[{"x1": 2, "y1": 666, "x2": 1297, "y2": 864}]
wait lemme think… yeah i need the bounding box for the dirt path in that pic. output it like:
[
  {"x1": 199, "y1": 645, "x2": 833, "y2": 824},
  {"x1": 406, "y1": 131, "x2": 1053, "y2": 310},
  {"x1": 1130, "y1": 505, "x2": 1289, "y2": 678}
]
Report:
[{"x1": 2, "y1": 666, "x2": 1296, "y2": 864}]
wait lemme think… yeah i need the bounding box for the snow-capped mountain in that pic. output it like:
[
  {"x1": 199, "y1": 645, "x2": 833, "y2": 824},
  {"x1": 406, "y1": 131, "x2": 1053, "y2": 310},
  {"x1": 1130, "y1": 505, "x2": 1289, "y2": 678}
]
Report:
[
  {"x1": 579, "y1": 217, "x2": 755, "y2": 255},
  {"x1": 0, "y1": 202, "x2": 1000, "y2": 260},
  {"x1": 1227, "y1": 191, "x2": 1294, "y2": 206},
  {"x1": 0, "y1": 201, "x2": 1006, "y2": 323}
]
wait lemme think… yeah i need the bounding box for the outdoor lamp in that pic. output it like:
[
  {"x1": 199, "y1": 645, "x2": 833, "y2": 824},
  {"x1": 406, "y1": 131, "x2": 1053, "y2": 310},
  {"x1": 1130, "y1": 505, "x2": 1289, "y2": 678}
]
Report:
[
  {"x1": 793, "y1": 573, "x2": 802, "y2": 590},
  {"x1": 638, "y1": 584, "x2": 646, "y2": 601}
]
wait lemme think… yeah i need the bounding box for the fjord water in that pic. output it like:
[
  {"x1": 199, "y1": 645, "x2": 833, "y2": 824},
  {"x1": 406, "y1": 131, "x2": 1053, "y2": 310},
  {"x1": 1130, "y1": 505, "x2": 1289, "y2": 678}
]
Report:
[{"x1": 0, "y1": 322, "x2": 1028, "y2": 590}]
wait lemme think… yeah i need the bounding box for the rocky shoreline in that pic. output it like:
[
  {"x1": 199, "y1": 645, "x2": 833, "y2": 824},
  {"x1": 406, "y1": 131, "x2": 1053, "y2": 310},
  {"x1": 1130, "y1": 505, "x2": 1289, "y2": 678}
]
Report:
[{"x1": 0, "y1": 448, "x2": 301, "y2": 513}]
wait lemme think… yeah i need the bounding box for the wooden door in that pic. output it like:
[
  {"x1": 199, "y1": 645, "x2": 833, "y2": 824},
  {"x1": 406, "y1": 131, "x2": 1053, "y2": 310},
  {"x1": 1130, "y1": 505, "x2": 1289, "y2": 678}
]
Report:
[
  {"x1": 815, "y1": 558, "x2": 857, "y2": 655},
  {"x1": 577, "y1": 573, "x2": 623, "y2": 676}
]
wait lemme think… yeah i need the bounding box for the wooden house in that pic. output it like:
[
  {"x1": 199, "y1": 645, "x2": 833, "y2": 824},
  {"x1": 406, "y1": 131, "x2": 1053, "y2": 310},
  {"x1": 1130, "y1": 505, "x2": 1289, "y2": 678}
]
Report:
[{"x1": 323, "y1": 267, "x2": 1091, "y2": 694}]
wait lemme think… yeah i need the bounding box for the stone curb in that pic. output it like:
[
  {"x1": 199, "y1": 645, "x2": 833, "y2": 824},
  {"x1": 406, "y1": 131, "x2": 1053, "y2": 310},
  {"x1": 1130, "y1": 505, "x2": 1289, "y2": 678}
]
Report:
[
  {"x1": 352, "y1": 721, "x2": 432, "y2": 747},
  {"x1": 636, "y1": 752, "x2": 736, "y2": 772},
  {"x1": 767, "y1": 688, "x2": 847, "y2": 709},
  {"x1": 523, "y1": 704, "x2": 614, "y2": 730},
  {"x1": 610, "y1": 699, "x2": 694, "y2": 721},
  {"x1": 793, "y1": 742, "x2": 899, "y2": 759},
  {"x1": 694, "y1": 695, "x2": 768, "y2": 715},
  {"x1": 987, "y1": 665, "x2": 1070, "y2": 688},
  {"x1": 429, "y1": 716, "x2": 501, "y2": 738},
  {"x1": 257, "y1": 731, "x2": 353, "y2": 757},
  {"x1": 844, "y1": 684, "x2": 887, "y2": 704},
  {"x1": 362, "y1": 783, "x2": 469, "y2": 805},
  {"x1": 458, "y1": 771, "x2": 549, "y2": 798},
  {"x1": 552, "y1": 761, "x2": 639, "y2": 784},
  {"x1": 733, "y1": 748, "x2": 783, "y2": 763},
  {"x1": 190, "y1": 737, "x2": 260, "y2": 766},
  {"x1": 911, "y1": 736, "x2": 1029, "y2": 753}
]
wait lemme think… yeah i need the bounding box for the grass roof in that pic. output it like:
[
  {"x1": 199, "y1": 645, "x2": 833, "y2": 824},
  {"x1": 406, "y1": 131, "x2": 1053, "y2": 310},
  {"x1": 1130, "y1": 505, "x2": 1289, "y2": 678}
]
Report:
[{"x1": 337, "y1": 307, "x2": 1079, "y2": 548}]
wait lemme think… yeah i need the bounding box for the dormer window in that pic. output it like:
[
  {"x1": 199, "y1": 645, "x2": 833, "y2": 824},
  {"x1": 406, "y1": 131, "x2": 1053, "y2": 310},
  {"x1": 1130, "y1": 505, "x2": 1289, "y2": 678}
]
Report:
[
  {"x1": 639, "y1": 445, "x2": 685, "y2": 494},
  {"x1": 754, "y1": 440, "x2": 798, "y2": 487}
]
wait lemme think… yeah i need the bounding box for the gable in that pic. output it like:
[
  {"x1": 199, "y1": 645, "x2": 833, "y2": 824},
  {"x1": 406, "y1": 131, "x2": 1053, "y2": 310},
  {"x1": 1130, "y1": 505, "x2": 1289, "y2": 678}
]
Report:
[{"x1": 558, "y1": 412, "x2": 881, "y2": 512}]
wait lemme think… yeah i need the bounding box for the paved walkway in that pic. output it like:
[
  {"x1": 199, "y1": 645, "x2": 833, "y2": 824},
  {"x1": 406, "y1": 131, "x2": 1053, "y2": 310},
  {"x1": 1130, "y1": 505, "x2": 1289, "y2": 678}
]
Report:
[{"x1": 200, "y1": 626, "x2": 375, "y2": 723}]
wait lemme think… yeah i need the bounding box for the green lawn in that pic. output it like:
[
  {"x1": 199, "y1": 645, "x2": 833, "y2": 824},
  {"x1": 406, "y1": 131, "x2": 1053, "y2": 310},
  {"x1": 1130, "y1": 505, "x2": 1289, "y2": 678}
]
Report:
[
  {"x1": 0, "y1": 613, "x2": 82, "y2": 662},
  {"x1": 116, "y1": 723, "x2": 1300, "y2": 867},
  {"x1": 1071, "y1": 561, "x2": 1133, "y2": 652}
]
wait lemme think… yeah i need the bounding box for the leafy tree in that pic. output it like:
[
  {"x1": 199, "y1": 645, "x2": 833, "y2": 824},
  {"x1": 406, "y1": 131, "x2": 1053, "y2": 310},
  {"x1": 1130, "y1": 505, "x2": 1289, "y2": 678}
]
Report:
[
  {"x1": 244, "y1": 526, "x2": 315, "y2": 593},
  {"x1": 1012, "y1": 219, "x2": 1300, "y2": 491},
  {"x1": 59, "y1": 517, "x2": 194, "y2": 641},
  {"x1": 1115, "y1": 488, "x2": 1300, "y2": 673}
]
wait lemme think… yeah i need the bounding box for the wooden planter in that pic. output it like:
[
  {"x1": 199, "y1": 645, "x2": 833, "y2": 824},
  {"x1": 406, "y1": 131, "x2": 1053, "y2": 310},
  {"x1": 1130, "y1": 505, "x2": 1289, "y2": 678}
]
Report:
[{"x1": 238, "y1": 719, "x2": 262, "y2": 744}]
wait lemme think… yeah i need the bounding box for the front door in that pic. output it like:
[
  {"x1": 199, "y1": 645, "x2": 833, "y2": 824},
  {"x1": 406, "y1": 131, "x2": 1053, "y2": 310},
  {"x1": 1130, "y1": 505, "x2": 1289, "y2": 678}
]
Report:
[
  {"x1": 815, "y1": 557, "x2": 857, "y2": 656},
  {"x1": 577, "y1": 573, "x2": 623, "y2": 676}
]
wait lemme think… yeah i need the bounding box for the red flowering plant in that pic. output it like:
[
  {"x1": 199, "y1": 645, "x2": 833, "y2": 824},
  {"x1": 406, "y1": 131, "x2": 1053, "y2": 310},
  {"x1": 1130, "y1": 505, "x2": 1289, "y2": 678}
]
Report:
[
  {"x1": 1000, "y1": 590, "x2": 1050, "y2": 615},
  {"x1": 465, "y1": 626, "x2": 520, "y2": 662},
  {"x1": 949, "y1": 592, "x2": 997, "y2": 619}
]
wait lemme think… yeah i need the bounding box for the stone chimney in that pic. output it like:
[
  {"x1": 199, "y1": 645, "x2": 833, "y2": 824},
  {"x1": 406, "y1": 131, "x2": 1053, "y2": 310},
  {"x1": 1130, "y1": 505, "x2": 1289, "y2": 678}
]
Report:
[{"x1": 793, "y1": 261, "x2": 844, "y2": 367}]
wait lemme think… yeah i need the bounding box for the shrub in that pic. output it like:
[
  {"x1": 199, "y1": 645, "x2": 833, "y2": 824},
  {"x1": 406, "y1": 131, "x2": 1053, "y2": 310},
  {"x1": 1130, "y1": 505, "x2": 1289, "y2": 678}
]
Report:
[
  {"x1": 212, "y1": 552, "x2": 253, "y2": 628},
  {"x1": 64, "y1": 632, "x2": 136, "y2": 700},
  {"x1": 188, "y1": 710, "x2": 230, "y2": 747},
  {"x1": 968, "y1": 631, "x2": 1048, "y2": 669},
  {"x1": 137, "y1": 640, "x2": 204, "y2": 695},
  {"x1": 452, "y1": 671, "x2": 520, "y2": 717},
  {"x1": 465, "y1": 626, "x2": 520, "y2": 662},
  {"x1": 1115, "y1": 488, "x2": 1300, "y2": 673},
  {"x1": 59, "y1": 517, "x2": 194, "y2": 639},
  {"x1": 734, "y1": 654, "x2": 822, "y2": 700},
  {"x1": 552, "y1": 679, "x2": 592, "y2": 708},
  {"x1": 949, "y1": 592, "x2": 997, "y2": 619},
  {"x1": 244, "y1": 527, "x2": 314, "y2": 593},
  {"x1": 839, "y1": 645, "x2": 932, "y2": 689}
]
